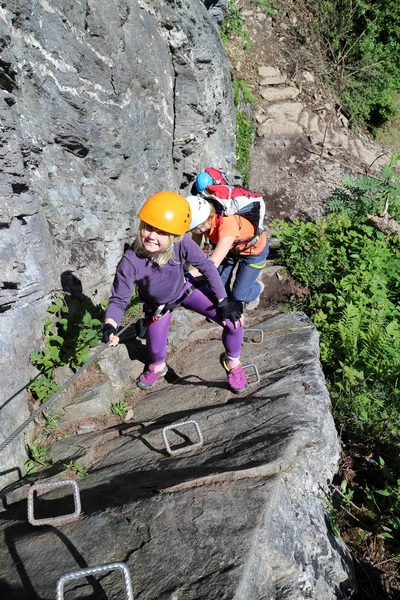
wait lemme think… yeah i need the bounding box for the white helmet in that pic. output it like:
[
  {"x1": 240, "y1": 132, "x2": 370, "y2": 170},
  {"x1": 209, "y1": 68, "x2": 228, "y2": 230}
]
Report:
[{"x1": 186, "y1": 195, "x2": 211, "y2": 229}]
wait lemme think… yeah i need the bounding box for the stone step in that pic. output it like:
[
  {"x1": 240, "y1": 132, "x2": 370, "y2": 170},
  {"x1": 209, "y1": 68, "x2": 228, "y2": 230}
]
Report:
[
  {"x1": 260, "y1": 75, "x2": 287, "y2": 86},
  {"x1": 266, "y1": 101, "x2": 303, "y2": 122},
  {"x1": 297, "y1": 108, "x2": 309, "y2": 129},
  {"x1": 260, "y1": 86, "x2": 300, "y2": 102}
]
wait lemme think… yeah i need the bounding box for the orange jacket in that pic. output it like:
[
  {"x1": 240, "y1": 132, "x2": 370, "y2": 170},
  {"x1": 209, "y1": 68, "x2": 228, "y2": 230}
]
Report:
[{"x1": 206, "y1": 214, "x2": 267, "y2": 255}]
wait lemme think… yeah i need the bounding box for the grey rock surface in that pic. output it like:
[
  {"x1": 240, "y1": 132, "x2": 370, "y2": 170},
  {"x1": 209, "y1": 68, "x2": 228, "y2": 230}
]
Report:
[
  {"x1": 0, "y1": 312, "x2": 354, "y2": 599},
  {"x1": 97, "y1": 343, "x2": 143, "y2": 393},
  {"x1": 0, "y1": 0, "x2": 235, "y2": 487},
  {"x1": 60, "y1": 381, "x2": 115, "y2": 426}
]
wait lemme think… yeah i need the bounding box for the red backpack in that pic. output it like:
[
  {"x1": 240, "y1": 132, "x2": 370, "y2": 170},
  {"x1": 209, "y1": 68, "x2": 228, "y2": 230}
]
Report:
[
  {"x1": 201, "y1": 168, "x2": 265, "y2": 235},
  {"x1": 202, "y1": 167, "x2": 236, "y2": 186}
]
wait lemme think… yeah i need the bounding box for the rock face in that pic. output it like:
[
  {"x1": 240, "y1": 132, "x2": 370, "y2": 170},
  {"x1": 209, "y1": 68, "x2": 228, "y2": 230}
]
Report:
[
  {"x1": 0, "y1": 0, "x2": 236, "y2": 486},
  {"x1": 0, "y1": 312, "x2": 354, "y2": 599}
]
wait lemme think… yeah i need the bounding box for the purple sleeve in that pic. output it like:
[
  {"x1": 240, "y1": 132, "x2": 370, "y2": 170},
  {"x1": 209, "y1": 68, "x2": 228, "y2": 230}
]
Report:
[
  {"x1": 105, "y1": 254, "x2": 136, "y2": 326},
  {"x1": 181, "y1": 234, "x2": 227, "y2": 300}
]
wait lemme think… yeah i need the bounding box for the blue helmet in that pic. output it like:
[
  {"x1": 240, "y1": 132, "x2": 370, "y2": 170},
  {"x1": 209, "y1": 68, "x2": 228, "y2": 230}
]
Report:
[{"x1": 196, "y1": 171, "x2": 213, "y2": 192}]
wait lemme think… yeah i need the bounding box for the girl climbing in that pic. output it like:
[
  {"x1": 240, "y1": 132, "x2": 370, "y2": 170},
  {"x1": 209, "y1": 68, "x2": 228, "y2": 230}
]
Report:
[{"x1": 102, "y1": 191, "x2": 247, "y2": 393}]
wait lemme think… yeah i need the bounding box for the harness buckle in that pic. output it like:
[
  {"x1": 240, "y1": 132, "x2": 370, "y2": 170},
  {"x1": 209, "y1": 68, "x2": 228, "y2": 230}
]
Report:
[{"x1": 153, "y1": 304, "x2": 166, "y2": 318}]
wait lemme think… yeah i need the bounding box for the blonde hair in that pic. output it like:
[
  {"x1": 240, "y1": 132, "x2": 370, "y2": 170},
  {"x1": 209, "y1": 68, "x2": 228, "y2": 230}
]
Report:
[{"x1": 134, "y1": 221, "x2": 183, "y2": 265}]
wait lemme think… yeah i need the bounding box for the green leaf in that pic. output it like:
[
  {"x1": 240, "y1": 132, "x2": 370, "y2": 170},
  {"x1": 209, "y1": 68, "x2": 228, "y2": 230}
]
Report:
[
  {"x1": 82, "y1": 312, "x2": 91, "y2": 325},
  {"x1": 25, "y1": 461, "x2": 38, "y2": 474},
  {"x1": 380, "y1": 165, "x2": 393, "y2": 180}
]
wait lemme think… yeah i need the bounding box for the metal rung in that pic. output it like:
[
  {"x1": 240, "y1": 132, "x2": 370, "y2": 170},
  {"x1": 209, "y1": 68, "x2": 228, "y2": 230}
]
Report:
[
  {"x1": 243, "y1": 329, "x2": 264, "y2": 344},
  {"x1": 162, "y1": 420, "x2": 204, "y2": 456},
  {"x1": 56, "y1": 562, "x2": 134, "y2": 600},
  {"x1": 27, "y1": 479, "x2": 81, "y2": 526},
  {"x1": 243, "y1": 363, "x2": 261, "y2": 384}
]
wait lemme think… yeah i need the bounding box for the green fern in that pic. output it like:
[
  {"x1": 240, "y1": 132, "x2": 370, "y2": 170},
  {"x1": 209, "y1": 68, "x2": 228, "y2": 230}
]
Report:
[
  {"x1": 328, "y1": 157, "x2": 400, "y2": 221},
  {"x1": 360, "y1": 316, "x2": 400, "y2": 380},
  {"x1": 336, "y1": 302, "x2": 361, "y2": 362}
]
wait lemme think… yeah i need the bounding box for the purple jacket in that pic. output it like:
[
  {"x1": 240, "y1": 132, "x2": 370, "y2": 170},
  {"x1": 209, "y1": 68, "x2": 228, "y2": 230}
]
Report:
[{"x1": 105, "y1": 234, "x2": 227, "y2": 326}]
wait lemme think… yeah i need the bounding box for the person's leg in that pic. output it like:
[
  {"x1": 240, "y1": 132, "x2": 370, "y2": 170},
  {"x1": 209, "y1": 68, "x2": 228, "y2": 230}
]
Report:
[
  {"x1": 217, "y1": 253, "x2": 237, "y2": 297},
  {"x1": 145, "y1": 312, "x2": 173, "y2": 364},
  {"x1": 137, "y1": 311, "x2": 173, "y2": 389},
  {"x1": 182, "y1": 287, "x2": 247, "y2": 393},
  {"x1": 231, "y1": 243, "x2": 269, "y2": 303},
  {"x1": 181, "y1": 287, "x2": 243, "y2": 359}
]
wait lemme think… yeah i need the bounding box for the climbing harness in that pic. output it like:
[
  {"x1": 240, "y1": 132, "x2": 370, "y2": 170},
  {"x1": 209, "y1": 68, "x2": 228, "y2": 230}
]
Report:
[
  {"x1": 28, "y1": 479, "x2": 81, "y2": 526},
  {"x1": 162, "y1": 420, "x2": 204, "y2": 456},
  {"x1": 230, "y1": 233, "x2": 262, "y2": 255},
  {"x1": 0, "y1": 316, "x2": 140, "y2": 454},
  {"x1": 56, "y1": 562, "x2": 134, "y2": 600},
  {"x1": 146, "y1": 285, "x2": 193, "y2": 323}
]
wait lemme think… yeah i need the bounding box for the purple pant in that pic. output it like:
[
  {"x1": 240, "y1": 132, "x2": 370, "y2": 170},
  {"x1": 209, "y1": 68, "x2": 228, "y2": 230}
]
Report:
[{"x1": 145, "y1": 284, "x2": 243, "y2": 365}]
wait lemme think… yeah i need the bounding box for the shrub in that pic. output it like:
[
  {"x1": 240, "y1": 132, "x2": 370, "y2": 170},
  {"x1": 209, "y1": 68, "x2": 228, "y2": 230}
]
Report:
[
  {"x1": 309, "y1": 0, "x2": 400, "y2": 130},
  {"x1": 273, "y1": 163, "x2": 400, "y2": 441},
  {"x1": 221, "y1": 0, "x2": 251, "y2": 50},
  {"x1": 29, "y1": 295, "x2": 103, "y2": 402},
  {"x1": 235, "y1": 111, "x2": 256, "y2": 184}
]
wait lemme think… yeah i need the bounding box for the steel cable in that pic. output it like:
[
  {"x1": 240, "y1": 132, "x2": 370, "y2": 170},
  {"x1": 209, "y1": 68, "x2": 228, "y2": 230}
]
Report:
[{"x1": 0, "y1": 318, "x2": 139, "y2": 454}]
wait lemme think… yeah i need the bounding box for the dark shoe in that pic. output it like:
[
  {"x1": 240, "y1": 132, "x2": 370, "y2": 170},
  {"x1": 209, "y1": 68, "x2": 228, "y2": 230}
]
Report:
[
  {"x1": 220, "y1": 354, "x2": 247, "y2": 393},
  {"x1": 137, "y1": 364, "x2": 168, "y2": 390}
]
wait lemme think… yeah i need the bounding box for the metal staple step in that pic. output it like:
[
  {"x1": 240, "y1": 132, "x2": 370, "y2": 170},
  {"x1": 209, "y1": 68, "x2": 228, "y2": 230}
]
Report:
[
  {"x1": 243, "y1": 363, "x2": 261, "y2": 385},
  {"x1": 162, "y1": 420, "x2": 204, "y2": 456},
  {"x1": 56, "y1": 562, "x2": 134, "y2": 600},
  {"x1": 27, "y1": 479, "x2": 81, "y2": 526}
]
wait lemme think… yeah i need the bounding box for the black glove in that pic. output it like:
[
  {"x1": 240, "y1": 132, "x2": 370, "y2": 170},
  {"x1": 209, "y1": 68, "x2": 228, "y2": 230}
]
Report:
[
  {"x1": 218, "y1": 298, "x2": 243, "y2": 322},
  {"x1": 102, "y1": 323, "x2": 118, "y2": 343}
]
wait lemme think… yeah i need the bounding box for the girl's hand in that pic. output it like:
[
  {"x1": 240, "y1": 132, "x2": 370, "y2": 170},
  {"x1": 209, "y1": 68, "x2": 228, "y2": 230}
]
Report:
[
  {"x1": 108, "y1": 334, "x2": 120, "y2": 347},
  {"x1": 102, "y1": 323, "x2": 119, "y2": 346},
  {"x1": 218, "y1": 299, "x2": 244, "y2": 329}
]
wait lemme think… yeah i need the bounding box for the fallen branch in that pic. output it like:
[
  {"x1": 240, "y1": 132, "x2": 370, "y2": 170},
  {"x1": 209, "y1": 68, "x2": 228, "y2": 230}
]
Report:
[{"x1": 367, "y1": 213, "x2": 400, "y2": 241}]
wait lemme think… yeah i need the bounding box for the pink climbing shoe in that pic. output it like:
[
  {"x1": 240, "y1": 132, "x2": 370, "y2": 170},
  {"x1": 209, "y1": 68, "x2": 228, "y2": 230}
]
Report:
[
  {"x1": 137, "y1": 363, "x2": 168, "y2": 390},
  {"x1": 220, "y1": 354, "x2": 247, "y2": 394}
]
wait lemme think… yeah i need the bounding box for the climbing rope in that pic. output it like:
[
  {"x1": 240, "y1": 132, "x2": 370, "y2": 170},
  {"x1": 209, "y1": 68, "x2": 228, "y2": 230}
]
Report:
[{"x1": 0, "y1": 318, "x2": 139, "y2": 454}]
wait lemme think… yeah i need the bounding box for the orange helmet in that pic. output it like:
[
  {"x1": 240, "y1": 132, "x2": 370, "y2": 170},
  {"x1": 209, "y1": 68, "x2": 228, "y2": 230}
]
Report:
[{"x1": 138, "y1": 191, "x2": 192, "y2": 235}]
